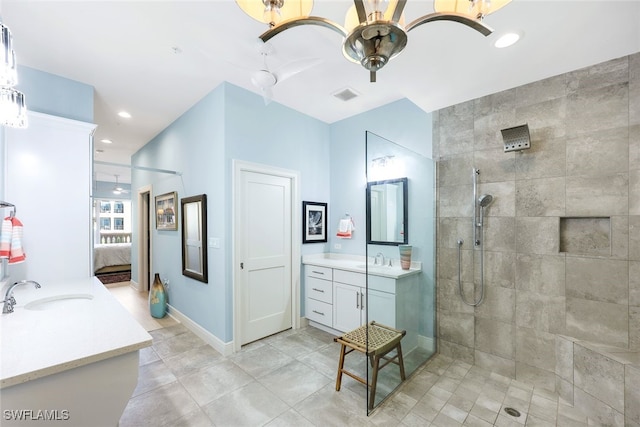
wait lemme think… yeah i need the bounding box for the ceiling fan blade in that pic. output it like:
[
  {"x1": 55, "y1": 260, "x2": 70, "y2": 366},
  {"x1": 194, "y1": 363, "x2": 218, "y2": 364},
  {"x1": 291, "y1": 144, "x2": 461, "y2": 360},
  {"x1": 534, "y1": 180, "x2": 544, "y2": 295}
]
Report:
[
  {"x1": 274, "y1": 57, "x2": 322, "y2": 84},
  {"x1": 261, "y1": 86, "x2": 274, "y2": 106}
]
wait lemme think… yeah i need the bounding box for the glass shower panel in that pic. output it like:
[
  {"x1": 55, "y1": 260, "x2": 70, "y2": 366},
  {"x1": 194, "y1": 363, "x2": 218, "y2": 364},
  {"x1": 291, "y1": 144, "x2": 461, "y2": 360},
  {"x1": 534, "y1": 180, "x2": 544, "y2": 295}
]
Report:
[{"x1": 364, "y1": 131, "x2": 436, "y2": 413}]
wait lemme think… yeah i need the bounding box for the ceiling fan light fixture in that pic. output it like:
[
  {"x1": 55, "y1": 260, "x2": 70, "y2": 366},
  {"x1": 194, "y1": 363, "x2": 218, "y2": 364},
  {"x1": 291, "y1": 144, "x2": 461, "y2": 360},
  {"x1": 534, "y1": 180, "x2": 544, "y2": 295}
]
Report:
[
  {"x1": 236, "y1": 0, "x2": 313, "y2": 27},
  {"x1": 251, "y1": 69, "x2": 277, "y2": 87}
]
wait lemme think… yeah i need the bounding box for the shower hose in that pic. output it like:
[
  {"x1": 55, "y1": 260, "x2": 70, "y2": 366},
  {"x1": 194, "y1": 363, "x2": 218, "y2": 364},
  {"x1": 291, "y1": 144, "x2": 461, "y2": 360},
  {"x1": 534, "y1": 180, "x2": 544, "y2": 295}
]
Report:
[{"x1": 457, "y1": 234, "x2": 485, "y2": 307}]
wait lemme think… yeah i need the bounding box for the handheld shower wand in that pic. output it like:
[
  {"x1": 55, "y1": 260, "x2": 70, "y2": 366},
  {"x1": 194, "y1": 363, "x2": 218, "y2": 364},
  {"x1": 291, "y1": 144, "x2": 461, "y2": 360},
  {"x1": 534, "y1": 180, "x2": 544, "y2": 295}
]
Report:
[{"x1": 458, "y1": 168, "x2": 493, "y2": 306}]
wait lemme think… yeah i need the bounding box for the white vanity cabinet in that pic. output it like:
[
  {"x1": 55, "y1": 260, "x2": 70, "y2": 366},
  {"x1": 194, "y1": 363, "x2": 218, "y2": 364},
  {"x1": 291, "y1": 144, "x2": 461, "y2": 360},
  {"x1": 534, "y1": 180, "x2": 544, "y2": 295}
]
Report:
[
  {"x1": 303, "y1": 255, "x2": 422, "y2": 352},
  {"x1": 304, "y1": 265, "x2": 333, "y2": 328},
  {"x1": 332, "y1": 269, "x2": 395, "y2": 332}
]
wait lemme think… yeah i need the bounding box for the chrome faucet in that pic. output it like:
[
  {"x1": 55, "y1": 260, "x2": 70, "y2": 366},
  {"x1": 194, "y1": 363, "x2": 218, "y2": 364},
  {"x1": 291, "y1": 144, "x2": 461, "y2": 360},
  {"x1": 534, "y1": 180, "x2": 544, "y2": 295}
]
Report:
[
  {"x1": 2, "y1": 280, "x2": 41, "y2": 313},
  {"x1": 374, "y1": 252, "x2": 385, "y2": 266}
]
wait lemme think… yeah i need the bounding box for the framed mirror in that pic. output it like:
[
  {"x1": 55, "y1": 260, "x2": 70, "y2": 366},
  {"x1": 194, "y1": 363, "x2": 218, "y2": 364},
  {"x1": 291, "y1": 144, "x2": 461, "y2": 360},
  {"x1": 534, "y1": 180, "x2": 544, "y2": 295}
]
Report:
[
  {"x1": 181, "y1": 194, "x2": 208, "y2": 283},
  {"x1": 366, "y1": 177, "x2": 408, "y2": 245}
]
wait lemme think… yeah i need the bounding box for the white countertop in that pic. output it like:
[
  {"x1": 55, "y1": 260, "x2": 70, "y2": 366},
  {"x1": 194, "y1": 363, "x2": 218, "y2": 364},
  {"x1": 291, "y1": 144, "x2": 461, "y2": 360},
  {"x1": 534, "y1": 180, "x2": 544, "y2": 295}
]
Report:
[
  {"x1": 0, "y1": 277, "x2": 152, "y2": 388},
  {"x1": 302, "y1": 253, "x2": 422, "y2": 279}
]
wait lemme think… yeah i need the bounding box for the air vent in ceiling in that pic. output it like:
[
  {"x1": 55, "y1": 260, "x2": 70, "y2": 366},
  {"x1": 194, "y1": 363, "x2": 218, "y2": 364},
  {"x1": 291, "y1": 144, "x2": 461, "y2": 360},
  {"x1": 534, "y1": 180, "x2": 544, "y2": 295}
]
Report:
[{"x1": 332, "y1": 87, "x2": 359, "y2": 102}]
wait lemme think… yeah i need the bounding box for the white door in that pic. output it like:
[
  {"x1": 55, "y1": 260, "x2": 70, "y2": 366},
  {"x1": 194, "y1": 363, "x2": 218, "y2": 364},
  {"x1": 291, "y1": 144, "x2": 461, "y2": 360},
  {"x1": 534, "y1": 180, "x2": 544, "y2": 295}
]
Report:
[{"x1": 239, "y1": 170, "x2": 293, "y2": 344}]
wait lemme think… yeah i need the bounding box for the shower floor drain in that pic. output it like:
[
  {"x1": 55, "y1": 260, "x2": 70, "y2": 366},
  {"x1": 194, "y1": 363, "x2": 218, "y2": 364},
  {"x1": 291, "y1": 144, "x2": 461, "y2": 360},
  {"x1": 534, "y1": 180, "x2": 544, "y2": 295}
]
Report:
[{"x1": 504, "y1": 407, "x2": 521, "y2": 417}]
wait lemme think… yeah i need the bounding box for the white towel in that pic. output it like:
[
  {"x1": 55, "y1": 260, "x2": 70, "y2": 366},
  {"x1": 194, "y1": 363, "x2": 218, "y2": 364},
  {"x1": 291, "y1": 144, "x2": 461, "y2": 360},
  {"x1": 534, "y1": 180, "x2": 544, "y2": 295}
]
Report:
[{"x1": 336, "y1": 218, "x2": 355, "y2": 239}]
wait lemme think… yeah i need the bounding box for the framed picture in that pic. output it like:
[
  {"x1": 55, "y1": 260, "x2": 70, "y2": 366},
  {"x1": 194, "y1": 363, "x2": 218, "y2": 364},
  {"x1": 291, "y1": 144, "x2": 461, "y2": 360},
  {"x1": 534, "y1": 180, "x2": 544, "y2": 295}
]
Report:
[
  {"x1": 302, "y1": 201, "x2": 327, "y2": 243},
  {"x1": 155, "y1": 191, "x2": 178, "y2": 230}
]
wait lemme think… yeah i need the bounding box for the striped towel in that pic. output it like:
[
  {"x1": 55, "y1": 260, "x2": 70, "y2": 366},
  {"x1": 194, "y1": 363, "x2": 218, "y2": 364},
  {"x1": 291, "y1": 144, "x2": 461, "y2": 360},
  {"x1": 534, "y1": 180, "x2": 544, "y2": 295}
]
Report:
[
  {"x1": 0, "y1": 217, "x2": 11, "y2": 258},
  {"x1": 8, "y1": 217, "x2": 26, "y2": 264},
  {"x1": 336, "y1": 218, "x2": 355, "y2": 239}
]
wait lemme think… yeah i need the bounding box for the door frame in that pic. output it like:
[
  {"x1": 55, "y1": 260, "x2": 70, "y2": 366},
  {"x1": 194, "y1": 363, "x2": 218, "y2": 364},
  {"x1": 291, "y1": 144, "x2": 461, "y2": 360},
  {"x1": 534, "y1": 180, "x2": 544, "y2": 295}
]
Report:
[
  {"x1": 232, "y1": 160, "x2": 301, "y2": 352},
  {"x1": 136, "y1": 184, "x2": 152, "y2": 292}
]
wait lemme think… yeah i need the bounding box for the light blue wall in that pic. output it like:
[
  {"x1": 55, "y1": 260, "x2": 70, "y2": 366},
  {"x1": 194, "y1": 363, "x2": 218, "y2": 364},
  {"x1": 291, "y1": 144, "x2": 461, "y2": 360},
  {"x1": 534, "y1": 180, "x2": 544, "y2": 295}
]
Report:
[
  {"x1": 131, "y1": 83, "x2": 226, "y2": 339},
  {"x1": 131, "y1": 83, "x2": 331, "y2": 342},
  {"x1": 328, "y1": 98, "x2": 432, "y2": 257},
  {"x1": 16, "y1": 65, "x2": 94, "y2": 123},
  {"x1": 131, "y1": 85, "x2": 433, "y2": 344}
]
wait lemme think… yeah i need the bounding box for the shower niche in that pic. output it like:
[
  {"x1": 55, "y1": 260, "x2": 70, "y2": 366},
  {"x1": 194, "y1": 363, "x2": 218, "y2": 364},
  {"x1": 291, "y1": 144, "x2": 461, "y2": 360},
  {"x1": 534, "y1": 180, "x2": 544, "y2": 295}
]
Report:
[{"x1": 559, "y1": 217, "x2": 611, "y2": 256}]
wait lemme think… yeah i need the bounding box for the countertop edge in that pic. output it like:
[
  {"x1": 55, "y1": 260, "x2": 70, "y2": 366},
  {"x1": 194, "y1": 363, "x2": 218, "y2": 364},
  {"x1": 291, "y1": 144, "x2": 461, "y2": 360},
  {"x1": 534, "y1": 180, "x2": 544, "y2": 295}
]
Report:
[
  {"x1": 302, "y1": 254, "x2": 422, "y2": 279},
  {"x1": 0, "y1": 339, "x2": 152, "y2": 389}
]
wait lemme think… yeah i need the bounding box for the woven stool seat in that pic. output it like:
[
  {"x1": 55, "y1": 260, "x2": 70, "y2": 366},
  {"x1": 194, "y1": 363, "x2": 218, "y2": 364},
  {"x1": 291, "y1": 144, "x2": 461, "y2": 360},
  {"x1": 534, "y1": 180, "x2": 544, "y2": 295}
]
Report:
[{"x1": 334, "y1": 321, "x2": 406, "y2": 410}]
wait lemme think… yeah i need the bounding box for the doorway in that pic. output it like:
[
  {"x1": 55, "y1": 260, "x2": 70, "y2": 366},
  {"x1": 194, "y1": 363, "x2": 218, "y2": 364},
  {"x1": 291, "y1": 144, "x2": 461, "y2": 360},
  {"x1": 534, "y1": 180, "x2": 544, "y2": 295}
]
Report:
[
  {"x1": 233, "y1": 160, "x2": 300, "y2": 351},
  {"x1": 137, "y1": 185, "x2": 152, "y2": 292}
]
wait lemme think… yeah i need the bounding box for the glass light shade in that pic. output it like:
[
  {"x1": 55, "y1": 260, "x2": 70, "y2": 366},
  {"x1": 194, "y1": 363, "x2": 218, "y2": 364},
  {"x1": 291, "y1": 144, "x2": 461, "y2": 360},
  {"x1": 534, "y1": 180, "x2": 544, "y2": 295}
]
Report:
[
  {"x1": 0, "y1": 25, "x2": 17, "y2": 87},
  {"x1": 236, "y1": 0, "x2": 313, "y2": 26},
  {"x1": 434, "y1": 0, "x2": 512, "y2": 19},
  {"x1": 0, "y1": 87, "x2": 27, "y2": 128},
  {"x1": 344, "y1": 0, "x2": 404, "y2": 31}
]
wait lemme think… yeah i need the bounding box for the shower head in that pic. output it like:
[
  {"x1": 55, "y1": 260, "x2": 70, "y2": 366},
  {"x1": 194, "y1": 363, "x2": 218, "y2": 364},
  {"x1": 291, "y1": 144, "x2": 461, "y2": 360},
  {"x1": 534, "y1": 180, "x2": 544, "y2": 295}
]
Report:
[
  {"x1": 478, "y1": 194, "x2": 493, "y2": 207},
  {"x1": 501, "y1": 124, "x2": 531, "y2": 152}
]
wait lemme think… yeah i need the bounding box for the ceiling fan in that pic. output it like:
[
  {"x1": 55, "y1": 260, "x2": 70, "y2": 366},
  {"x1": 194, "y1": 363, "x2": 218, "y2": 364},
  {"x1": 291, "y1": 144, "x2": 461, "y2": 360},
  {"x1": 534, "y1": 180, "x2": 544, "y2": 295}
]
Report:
[
  {"x1": 247, "y1": 41, "x2": 322, "y2": 104},
  {"x1": 112, "y1": 174, "x2": 128, "y2": 195}
]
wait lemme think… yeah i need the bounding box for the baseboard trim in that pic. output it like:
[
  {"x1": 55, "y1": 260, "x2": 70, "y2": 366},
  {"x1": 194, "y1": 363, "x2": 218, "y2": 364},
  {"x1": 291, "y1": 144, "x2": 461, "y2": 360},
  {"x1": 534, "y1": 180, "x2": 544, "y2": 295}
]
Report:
[
  {"x1": 167, "y1": 304, "x2": 234, "y2": 356},
  {"x1": 418, "y1": 335, "x2": 436, "y2": 353}
]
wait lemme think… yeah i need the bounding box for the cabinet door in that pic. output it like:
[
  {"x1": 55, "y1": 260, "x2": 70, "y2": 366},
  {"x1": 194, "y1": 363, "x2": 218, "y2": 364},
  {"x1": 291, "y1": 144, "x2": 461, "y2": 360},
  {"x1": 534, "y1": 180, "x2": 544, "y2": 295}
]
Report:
[
  {"x1": 333, "y1": 282, "x2": 362, "y2": 333},
  {"x1": 366, "y1": 289, "x2": 396, "y2": 328}
]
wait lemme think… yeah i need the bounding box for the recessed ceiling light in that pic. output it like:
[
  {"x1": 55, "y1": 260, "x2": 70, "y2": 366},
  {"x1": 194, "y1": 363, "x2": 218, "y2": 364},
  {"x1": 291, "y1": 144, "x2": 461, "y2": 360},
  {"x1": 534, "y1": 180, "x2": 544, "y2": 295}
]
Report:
[
  {"x1": 101, "y1": 139, "x2": 113, "y2": 144},
  {"x1": 95, "y1": 149, "x2": 104, "y2": 153},
  {"x1": 118, "y1": 111, "x2": 132, "y2": 119},
  {"x1": 494, "y1": 31, "x2": 522, "y2": 48}
]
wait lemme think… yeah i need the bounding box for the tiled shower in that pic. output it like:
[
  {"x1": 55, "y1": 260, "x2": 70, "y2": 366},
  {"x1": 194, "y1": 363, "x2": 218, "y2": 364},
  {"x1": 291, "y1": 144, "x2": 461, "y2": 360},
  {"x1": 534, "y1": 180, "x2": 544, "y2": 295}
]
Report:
[{"x1": 433, "y1": 52, "x2": 639, "y2": 424}]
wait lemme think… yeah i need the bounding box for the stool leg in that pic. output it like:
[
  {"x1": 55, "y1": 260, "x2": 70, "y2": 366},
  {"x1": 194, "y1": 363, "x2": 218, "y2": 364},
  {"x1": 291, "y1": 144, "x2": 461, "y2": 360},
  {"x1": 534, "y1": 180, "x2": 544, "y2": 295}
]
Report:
[
  {"x1": 369, "y1": 355, "x2": 380, "y2": 411},
  {"x1": 396, "y1": 343, "x2": 406, "y2": 381},
  {"x1": 336, "y1": 344, "x2": 346, "y2": 391}
]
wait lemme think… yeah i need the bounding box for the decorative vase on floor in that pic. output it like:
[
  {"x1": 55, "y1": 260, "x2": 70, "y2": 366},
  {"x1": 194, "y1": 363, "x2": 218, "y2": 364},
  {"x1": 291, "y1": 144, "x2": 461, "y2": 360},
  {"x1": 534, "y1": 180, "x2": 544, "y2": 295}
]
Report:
[
  {"x1": 149, "y1": 273, "x2": 167, "y2": 318},
  {"x1": 399, "y1": 245, "x2": 412, "y2": 270}
]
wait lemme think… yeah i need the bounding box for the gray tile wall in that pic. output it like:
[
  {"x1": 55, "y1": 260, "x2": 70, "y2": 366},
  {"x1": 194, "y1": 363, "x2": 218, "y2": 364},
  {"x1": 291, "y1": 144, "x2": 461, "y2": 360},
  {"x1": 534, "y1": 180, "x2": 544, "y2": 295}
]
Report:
[{"x1": 434, "y1": 52, "x2": 640, "y2": 389}]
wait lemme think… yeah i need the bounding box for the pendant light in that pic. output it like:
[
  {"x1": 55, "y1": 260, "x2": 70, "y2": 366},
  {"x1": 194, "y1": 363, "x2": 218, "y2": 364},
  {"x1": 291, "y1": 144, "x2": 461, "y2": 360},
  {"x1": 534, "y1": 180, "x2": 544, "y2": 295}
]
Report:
[
  {"x1": 0, "y1": 21, "x2": 27, "y2": 129},
  {"x1": 238, "y1": 0, "x2": 512, "y2": 82}
]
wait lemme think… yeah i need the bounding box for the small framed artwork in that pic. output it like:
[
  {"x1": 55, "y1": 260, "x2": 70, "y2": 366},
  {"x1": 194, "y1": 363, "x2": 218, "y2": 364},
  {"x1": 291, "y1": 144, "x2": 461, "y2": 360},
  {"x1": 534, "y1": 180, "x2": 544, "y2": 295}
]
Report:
[
  {"x1": 302, "y1": 201, "x2": 327, "y2": 243},
  {"x1": 155, "y1": 191, "x2": 178, "y2": 230}
]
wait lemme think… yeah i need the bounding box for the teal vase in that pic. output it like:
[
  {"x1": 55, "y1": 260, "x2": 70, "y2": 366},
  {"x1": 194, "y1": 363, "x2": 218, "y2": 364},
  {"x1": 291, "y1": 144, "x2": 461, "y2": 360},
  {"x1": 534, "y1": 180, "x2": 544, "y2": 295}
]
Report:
[{"x1": 149, "y1": 273, "x2": 167, "y2": 318}]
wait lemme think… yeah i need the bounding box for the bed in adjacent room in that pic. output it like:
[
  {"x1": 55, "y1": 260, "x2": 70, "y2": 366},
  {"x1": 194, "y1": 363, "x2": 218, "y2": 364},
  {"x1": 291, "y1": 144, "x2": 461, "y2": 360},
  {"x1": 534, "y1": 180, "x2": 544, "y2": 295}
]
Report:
[{"x1": 94, "y1": 243, "x2": 131, "y2": 274}]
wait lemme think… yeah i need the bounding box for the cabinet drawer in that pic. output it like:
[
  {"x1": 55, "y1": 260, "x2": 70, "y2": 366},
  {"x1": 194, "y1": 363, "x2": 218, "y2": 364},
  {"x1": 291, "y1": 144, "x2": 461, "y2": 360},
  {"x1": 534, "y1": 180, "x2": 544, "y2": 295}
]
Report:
[
  {"x1": 305, "y1": 265, "x2": 332, "y2": 281},
  {"x1": 333, "y1": 269, "x2": 365, "y2": 287},
  {"x1": 368, "y1": 275, "x2": 396, "y2": 294},
  {"x1": 306, "y1": 298, "x2": 333, "y2": 327},
  {"x1": 306, "y1": 276, "x2": 332, "y2": 304}
]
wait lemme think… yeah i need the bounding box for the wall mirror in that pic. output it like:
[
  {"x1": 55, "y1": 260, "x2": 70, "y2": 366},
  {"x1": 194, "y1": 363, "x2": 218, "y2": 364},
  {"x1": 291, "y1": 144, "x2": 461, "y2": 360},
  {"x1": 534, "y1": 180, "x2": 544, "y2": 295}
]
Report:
[
  {"x1": 366, "y1": 177, "x2": 408, "y2": 245},
  {"x1": 181, "y1": 194, "x2": 208, "y2": 283}
]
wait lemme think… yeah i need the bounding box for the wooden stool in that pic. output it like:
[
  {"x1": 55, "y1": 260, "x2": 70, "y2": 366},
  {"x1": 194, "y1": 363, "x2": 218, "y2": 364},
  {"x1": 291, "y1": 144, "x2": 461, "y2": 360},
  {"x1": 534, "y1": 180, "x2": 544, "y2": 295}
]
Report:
[{"x1": 334, "y1": 321, "x2": 406, "y2": 410}]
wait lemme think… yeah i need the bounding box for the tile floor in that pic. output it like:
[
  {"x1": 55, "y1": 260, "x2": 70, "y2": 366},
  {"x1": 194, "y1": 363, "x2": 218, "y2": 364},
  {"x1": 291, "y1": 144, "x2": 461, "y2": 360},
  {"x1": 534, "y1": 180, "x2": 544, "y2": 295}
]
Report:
[{"x1": 109, "y1": 283, "x2": 589, "y2": 427}]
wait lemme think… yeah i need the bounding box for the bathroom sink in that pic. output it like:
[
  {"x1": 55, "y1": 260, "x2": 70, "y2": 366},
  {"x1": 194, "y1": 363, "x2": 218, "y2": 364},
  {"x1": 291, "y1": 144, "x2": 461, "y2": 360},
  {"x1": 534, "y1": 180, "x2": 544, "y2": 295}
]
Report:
[{"x1": 24, "y1": 294, "x2": 94, "y2": 311}]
